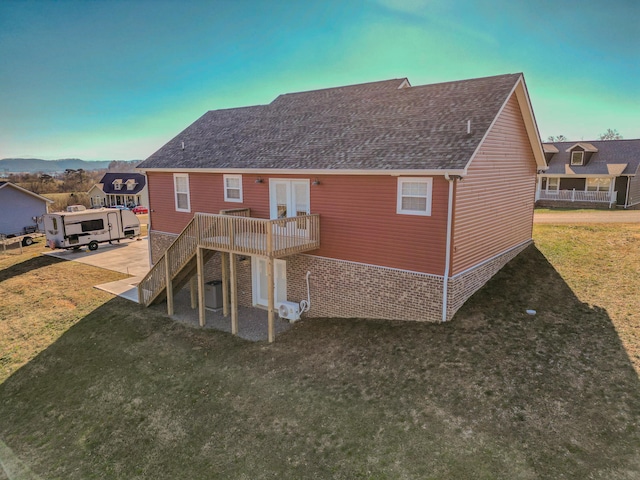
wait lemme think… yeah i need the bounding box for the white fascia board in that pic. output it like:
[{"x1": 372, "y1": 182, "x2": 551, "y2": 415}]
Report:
[{"x1": 137, "y1": 167, "x2": 467, "y2": 176}]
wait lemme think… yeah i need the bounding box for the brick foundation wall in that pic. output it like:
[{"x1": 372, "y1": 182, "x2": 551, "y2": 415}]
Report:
[
  {"x1": 286, "y1": 255, "x2": 444, "y2": 322},
  {"x1": 149, "y1": 231, "x2": 177, "y2": 264},
  {"x1": 149, "y1": 230, "x2": 530, "y2": 324},
  {"x1": 446, "y1": 240, "x2": 532, "y2": 320}
]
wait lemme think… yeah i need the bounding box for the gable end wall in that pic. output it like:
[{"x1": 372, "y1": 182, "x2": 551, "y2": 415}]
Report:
[
  {"x1": 626, "y1": 174, "x2": 640, "y2": 207},
  {"x1": 0, "y1": 187, "x2": 47, "y2": 235},
  {"x1": 451, "y1": 93, "x2": 537, "y2": 275}
]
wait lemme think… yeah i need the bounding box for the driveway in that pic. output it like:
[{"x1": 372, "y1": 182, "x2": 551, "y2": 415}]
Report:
[
  {"x1": 534, "y1": 209, "x2": 640, "y2": 224},
  {"x1": 45, "y1": 236, "x2": 149, "y2": 302}
]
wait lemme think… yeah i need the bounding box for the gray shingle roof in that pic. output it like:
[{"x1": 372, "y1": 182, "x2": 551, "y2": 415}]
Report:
[
  {"x1": 543, "y1": 139, "x2": 640, "y2": 176},
  {"x1": 99, "y1": 172, "x2": 147, "y2": 194},
  {"x1": 138, "y1": 74, "x2": 523, "y2": 171}
]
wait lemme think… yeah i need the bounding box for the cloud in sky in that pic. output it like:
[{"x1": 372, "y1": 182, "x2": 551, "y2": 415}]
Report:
[{"x1": 0, "y1": 0, "x2": 638, "y2": 159}]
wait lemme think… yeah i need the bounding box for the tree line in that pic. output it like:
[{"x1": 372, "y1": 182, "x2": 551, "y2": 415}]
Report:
[
  {"x1": 547, "y1": 128, "x2": 623, "y2": 142},
  {"x1": 2, "y1": 161, "x2": 139, "y2": 195},
  {"x1": 5, "y1": 169, "x2": 105, "y2": 194}
]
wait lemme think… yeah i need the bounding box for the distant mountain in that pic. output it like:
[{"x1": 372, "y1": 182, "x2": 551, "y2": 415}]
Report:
[{"x1": 0, "y1": 158, "x2": 136, "y2": 174}]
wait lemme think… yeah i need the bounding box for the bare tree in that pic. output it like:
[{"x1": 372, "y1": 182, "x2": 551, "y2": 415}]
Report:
[
  {"x1": 598, "y1": 129, "x2": 623, "y2": 140},
  {"x1": 547, "y1": 135, "x2": 568, "y2": 142}
]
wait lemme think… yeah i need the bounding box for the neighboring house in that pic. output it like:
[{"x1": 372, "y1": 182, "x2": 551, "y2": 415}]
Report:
[
  {"x1": 537, "y1": 139, "x2": 640, "y2": 208},
  {"x1": 90, "y1": 173, "x2": 149, "y2": 208},
  {"x1": 0, "y1": 181, "x2": 53, "y2": 236},
  {"x1": 136, "y1": 73, "x2": 545, "y2": 341},
  {"x1": 87, "y1": 183, "x2": 107, "y2": 208}
]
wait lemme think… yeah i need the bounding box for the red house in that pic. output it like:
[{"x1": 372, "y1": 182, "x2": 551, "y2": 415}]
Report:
[{"x1": 137, "y1": 73, "x2": 546, "y2": 341}]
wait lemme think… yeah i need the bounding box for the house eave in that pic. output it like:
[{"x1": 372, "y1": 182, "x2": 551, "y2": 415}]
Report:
[
  {"x1": 136, "y1": 167, "x2": 468, "y2": 177},
  {"x1": 537, "y1": 173, "x2": 625, "y2": 178}
]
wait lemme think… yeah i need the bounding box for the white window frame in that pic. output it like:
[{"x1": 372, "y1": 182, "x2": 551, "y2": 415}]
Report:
[
  {"x1": 173, "y1": 173, "x2": 191, "y2": 212},
  {"x1": 547, "y1": 177, "x2": 559, "y2": 193},
  {"x1": 570, "y1": 151, "x2": 584, "y2": 166},
  {"x1": 586, "y1": 177, "x2": 611, "y2": 192},
  {"x1": 224, "y1": 174, "x2": 243, "y2": 203},
  {"x1": 396, "y1": 177, "x2": 432, "y2": 216}
]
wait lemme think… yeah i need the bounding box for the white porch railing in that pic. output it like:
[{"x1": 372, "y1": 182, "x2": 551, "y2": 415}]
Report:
[{"x1": 537, "y1": 189, "x2": 617, "y2": 206}]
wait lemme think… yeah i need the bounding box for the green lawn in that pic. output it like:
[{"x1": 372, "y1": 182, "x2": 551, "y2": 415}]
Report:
[{"x1": 0, "y1": 228, "x2": 639, "y2": 479}]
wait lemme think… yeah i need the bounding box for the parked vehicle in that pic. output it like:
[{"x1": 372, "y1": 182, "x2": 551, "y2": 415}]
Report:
[
  {"x1": 1, "y1": 225, "x2": 42, "y2": 246},
  {"x1": 132, "y1": 205, "x2": 149, "y2": 214},
  {"x1": 66, "y1": 205, "x2": 87, "y2": 212},
  {"x1": 43, "y1": 208, "x2": 140, "y2": 251}
]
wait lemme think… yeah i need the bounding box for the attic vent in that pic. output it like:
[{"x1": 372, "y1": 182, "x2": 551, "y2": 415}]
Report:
[{"x1": 397, "y1": 79, "x2": 411, "y2": 89}]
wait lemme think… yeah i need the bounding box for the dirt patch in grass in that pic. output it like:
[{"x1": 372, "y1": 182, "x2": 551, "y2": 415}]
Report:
[{"x1": 0, "y1": 229, "x2": 639, "y2": 478}]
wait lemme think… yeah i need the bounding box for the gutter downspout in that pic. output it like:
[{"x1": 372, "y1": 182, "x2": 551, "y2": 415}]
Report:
[{"x1": 442, "y1": 173, "x2": 455, "y2": 323}]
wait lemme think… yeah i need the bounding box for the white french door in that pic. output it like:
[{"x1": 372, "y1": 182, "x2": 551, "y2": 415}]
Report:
[
  {"x1": 269, "y1": 179, "x2": 310, "y2": 220},
  {"x1": 252, "y1": 257, "x2": 287, "y2": 307}
]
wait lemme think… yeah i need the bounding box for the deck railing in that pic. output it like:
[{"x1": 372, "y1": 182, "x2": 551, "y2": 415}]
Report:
[
  {"x1": 196, "y1": 213, "x2": 320, "y2": 257},
  {"x1": 537, "y1": 189, "x2": 616, "y2": 206},
  {"x1": 138, "y1": 254, "x2": 166, "y2": 306},
  {"x1": 138, "y1": 212, "x2": 320, "y2": 306},
  {"x1": 138, "y1": 217, "x2": 199, "y2": 306}
]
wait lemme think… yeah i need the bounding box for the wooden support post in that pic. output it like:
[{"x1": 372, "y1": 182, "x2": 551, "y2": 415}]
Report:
[
  {"x1": 189, "y1": 276, "x2": 197, "y2": 309},
  {"x1": 266, "y1": 221, "x2": 275, "y2": 343},
  {"x1": 196, "y1": 247, "x2": 206, "y2": 327},
  {"x1": 221, "y1": 252, "x2": 229, "y2": 317},
  {"x1": 267, "y1": 256, "x2": 275, "y2": 343},
  {"x1": 165, "y1": 255, "x2": 174, "y2": 316},
  {"x1": 230, "y1": 252, "x2": 238, "y2": 335}
]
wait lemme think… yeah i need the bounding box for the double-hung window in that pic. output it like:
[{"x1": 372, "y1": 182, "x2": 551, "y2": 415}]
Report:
[
  {"x1": 224, "y1": 175, "x2": 243, "y2": 202},
  {"x1": 174, "y1": 173, "x2": 190, "y2": 212},
  {"x1": 397, "y1": 177, "x2": 432, "y2": 216}
]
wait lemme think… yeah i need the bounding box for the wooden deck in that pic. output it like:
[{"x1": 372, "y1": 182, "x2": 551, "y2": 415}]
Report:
[
  {"x1": 138, "y1": 211, "x2": 320, "y2": 342},
  {"x1": 196, "y1": 212, "x2": 320, "y2": 258}
]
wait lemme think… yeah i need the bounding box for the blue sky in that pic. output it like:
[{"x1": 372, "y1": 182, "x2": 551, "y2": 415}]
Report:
[{"x1": 1, "y1": 0, "x2": 638, "y2": 160}]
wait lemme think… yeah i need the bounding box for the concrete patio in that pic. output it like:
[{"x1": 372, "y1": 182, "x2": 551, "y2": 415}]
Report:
[{"x1": 149, "y1": 286, "x2": 294, "y2": 342}]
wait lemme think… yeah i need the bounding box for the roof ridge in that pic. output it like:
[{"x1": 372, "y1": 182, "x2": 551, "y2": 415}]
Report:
[
  {"x1": 272, "y1": 78, "x2": 408, "y2": 101},
  {"x1": 406, "y1": 72, "x2": 521, "y2": 91}
]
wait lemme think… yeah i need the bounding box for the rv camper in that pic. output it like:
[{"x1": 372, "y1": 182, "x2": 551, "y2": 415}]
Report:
[{"x1": 43, "y1": 208, "x2": 140, "y2": 251}]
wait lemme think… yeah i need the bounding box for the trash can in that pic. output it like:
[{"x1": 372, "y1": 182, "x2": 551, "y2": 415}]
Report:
[{"x1": 204, "y1": 280, "x2": 223, "y2": 309}]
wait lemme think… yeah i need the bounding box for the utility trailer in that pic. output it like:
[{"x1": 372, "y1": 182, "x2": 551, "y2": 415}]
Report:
[
  {"x1": 1, "y1": 224, "x2": 42, "y2": 247},
  {"x1": 43, "y1": 208, "x2": 140, "y2": 251}
]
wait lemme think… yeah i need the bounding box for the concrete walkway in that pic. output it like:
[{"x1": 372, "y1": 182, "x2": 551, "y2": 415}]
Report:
[
  {"x1": 534, "y1": 209, "x2": 640, "y2": 224},
  {"x1": 45, "y1": 237, "x2": 150, "y2": 301}
]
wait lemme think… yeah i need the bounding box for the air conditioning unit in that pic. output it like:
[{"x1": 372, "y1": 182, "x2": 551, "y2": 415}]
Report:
[{"x1": 278, "y1": 301, "x2": 301, "y2": 322}]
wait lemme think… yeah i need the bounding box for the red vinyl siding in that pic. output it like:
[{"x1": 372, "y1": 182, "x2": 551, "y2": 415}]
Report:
[
  {"x1": 147, "y1": 172, "x2": 449, "y2": 275},
  {"x1": 451, "y1": 93, "x2": 537, "y2": 275}
]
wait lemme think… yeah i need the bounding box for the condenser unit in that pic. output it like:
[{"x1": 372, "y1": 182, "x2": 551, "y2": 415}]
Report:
[{"x1": 278, "y1": 301, "x2": 301, "y2": 322}]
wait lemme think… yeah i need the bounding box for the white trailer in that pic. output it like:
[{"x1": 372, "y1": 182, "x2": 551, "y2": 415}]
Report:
[{"x1": 43, "y1": 208, "x2": 140, "y2": 251}]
